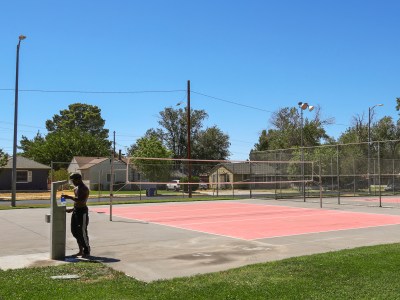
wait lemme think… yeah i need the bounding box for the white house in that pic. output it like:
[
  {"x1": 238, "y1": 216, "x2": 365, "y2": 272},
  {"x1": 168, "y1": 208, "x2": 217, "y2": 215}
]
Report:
[{"x1": 68, "y1": 156, "x2": 138, "y2": 190}]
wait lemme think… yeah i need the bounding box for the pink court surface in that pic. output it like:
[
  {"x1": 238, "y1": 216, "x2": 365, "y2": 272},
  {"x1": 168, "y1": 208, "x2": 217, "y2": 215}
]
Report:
[{"x1": 92, "y1": 201, "x2": 400, "y2": 240}]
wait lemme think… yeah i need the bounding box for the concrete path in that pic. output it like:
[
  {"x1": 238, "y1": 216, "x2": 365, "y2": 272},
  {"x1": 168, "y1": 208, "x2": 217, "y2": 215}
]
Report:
[{"x1": 1, "y1": 199, "x2": 400, "y2": 282}]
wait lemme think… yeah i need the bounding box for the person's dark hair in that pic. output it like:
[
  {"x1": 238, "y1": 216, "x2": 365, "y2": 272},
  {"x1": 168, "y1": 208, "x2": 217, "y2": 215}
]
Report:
[{"x1": 69, "y1": 173, "x2": 82, "y2": 180}]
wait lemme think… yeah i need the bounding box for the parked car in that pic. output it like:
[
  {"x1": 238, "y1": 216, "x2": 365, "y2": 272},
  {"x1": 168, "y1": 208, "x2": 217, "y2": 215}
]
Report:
[
  {"x1": 322, "y1": 183, "x2": 338, "y2": 191},
  {"x1": 199, "y1": 181, "x2": 208, "y2": 190},
  {"x1": 166, "y1": 180, "x2": 180, "y2": 191},
  {"x1": 305, "y1": 181, "x2": 323, "y2": 191},
  {"x1": 384, "y1": 183, "x2": 400, "y2": 191},
  {"x1": 342, "y1": 179, "x2": 369, "y2": 190}
]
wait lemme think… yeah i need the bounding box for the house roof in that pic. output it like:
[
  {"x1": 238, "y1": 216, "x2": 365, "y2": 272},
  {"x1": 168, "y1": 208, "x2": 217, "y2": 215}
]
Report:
[
  {"x1": 71, "y1": 156, "x2": 109, "y2": 170},
  {"x1": 73, "y1": 156, "x2": 105, "y2": 166},
  {"x1": 72, "y1": 156, "x2": 129, "y2": 171},
  {"x1": 211, "y1": 162, "x2": 279, "y2": 175},
  {"x1": 3, "y1": 156, "x2": 51, "y2": 170}
]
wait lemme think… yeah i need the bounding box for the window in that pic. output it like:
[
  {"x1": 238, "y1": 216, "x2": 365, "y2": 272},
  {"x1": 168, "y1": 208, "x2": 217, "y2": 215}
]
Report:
[
  {"x1": 107, "y1": 174, "x2": 115, "y2": 183},
  {"x1": 17, "y1": 170, "x2": 32, "y2": 183}
]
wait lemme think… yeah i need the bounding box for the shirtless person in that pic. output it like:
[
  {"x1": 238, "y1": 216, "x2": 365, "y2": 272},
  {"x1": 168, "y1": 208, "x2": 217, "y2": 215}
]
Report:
[{"x1": 65, "y1": 173, "x2": 91, "y2": 257}]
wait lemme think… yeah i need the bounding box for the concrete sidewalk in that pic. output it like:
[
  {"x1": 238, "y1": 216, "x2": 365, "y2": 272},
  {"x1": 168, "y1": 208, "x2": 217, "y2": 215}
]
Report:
[{"x1": 1, "y1": 199, "x2": 400, "y2": 282}]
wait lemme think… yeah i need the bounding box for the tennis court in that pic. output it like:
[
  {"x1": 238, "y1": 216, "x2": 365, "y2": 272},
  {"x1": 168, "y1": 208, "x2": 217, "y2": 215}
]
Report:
[{"x1": 93, "y1": 201, "x2": 400, "y2": 240}]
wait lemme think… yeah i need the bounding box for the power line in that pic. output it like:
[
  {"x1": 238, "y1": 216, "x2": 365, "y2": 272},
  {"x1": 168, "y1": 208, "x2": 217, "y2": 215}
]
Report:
[
  {"x1": 0, "y1": 121, "x2": 46, "y2": 130},
  {"x1": 0, "y1": 88, "x2": 186, "y2": 94},
  {"x1": 191, "y1": 90, "x2": 274, "y2": 113},
  {"x1": 0, "y1": 87, "x2": 353, "y2": 127},
  {"x1": 1, "y1": 87, "x2": 272, "y2": 113}
]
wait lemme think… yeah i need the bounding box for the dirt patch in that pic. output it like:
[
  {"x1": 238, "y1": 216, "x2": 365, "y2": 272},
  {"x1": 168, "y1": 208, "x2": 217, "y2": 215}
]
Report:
[{"x1": 0, "y1": 191, "x2": 75, "y2": 200}]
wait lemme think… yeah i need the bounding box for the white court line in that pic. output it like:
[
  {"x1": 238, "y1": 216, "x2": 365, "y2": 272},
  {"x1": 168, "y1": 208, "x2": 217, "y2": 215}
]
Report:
[
  {"x1": 106, "y1": 203, "x2": 316, "y2": 219},
  {"x1": 96, "y1": 211, "x2": 250, "y2": 241},
  {"x1": 166, "y1": 208, "x2": 400, "y2": 227},
  {"x1": 251, "y1": 223, "x2": 400, "y2": 241},
  {"x1": 162, "y1": 211, "x2": 346, "y2": 226},
  {"x1": 125, "y1": 208, "x2": 322, "y2": 223}
]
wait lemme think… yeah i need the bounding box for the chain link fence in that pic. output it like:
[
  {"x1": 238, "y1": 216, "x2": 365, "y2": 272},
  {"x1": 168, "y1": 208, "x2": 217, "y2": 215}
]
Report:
[
  {"x1": 4, "y1": 140, "x2": 400, "y2": 209},
  {"x1": 251, "y1": 140, "x2": 400, "y2": 207}
]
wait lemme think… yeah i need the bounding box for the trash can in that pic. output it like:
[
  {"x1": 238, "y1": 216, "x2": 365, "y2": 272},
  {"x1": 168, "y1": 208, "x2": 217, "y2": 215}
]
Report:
[{"x1": 146, "y1": 188, "x2": 156, "y2": 197}]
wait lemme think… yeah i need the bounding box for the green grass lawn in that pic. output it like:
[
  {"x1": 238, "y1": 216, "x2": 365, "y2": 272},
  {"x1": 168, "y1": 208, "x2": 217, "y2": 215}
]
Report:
[
  {"x1": 1, "y1": 243, "x2": 400, "y2": 299},
  {"x1": 0, "y1": 196, "x2": 239, "y2": 210}
]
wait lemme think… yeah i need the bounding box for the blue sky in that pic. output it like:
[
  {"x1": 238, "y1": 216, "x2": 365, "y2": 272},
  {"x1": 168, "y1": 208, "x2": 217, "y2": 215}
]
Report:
[{"x1": 1, "y1": 0, "x2": 400, "y2": 160}]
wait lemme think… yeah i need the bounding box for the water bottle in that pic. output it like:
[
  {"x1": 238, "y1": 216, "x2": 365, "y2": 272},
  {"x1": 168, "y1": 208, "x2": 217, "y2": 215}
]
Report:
[{"x1": 61, "y1": 194, "x2": 66, "y2": 206}]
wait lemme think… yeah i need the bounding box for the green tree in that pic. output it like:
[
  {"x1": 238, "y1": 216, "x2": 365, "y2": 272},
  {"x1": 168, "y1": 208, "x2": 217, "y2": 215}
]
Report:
[
  {"x1": 21, "y1": 103, "x2": 111, "y2": 168},
  {"x1": 21, "y1": 129, "x2": 111, "y2": 169},
  {"x1": 20, "y1": 132, "x2": 47, "y2": 163},
  {"x1": 127, "y1": 129, "x2": 164, "y2": 155},
  {"x1": 337, "y1": 114, "x2": 378, "y2": 184},
  {"x1": 193, "y1": 126, "x2": 230, "y2": 160},
  {"x1": 156, "y1": 107, "x2": 230, "y2": 161},
  {"x1": 51, "y1": 168, "x2": 70, "y2": 182},
  {"x1": 158, "y1": 107, "x2": 208, "y2": 158},
  {"x1": 255, "y1": 106, "x2": 333, "y2": 151},
  {"x1": 46, "y1": 103, "x2": 109, "y2": 140},
  {"x1": 372, "y1": 116, "x2": 400, "y2": 158},
  {"x1": 338, "y1": 114, "x2": 367, "y2": 144},
  {"x1": 131, "y1": 136, "x2": 173, "y2": 182},
  {"x1": 180, "y1": 176, "x2": 200, "y2": 192},
  {"x1": 0, "y1": 149, "x2": 8, "y2": 168},
  {"x1": 253, "y1": 129, "x2": 268, "y2": 151}
]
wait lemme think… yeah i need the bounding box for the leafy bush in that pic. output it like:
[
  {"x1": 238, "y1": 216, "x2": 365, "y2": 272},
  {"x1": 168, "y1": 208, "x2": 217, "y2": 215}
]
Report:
[{"x1": 180, "y1": 176, "x2": 200, "y2": 192}]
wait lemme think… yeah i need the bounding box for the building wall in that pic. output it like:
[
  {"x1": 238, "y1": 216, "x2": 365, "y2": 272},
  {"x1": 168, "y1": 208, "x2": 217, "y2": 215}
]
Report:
[
  {"x1": 209, "y1": 166, "x2": 233, "y2": 189},
  {"x1": 67, "y1": 158, "x2": 79, "y2": 174},
  {"x1": 84, "y1": 160, "x2": 136, "y2": 191},
  {"x1": 0, "y1": 169, "x2": 49, "y2": 191}
]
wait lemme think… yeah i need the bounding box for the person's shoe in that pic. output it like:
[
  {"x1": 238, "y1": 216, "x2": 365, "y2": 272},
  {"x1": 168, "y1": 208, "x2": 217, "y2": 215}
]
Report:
[
  {"x1": 72, "y1": 252, "x2": 83, "y2": 257},
  {"x1": 82, "y1": 252, "x2": 91, "y2": 258}
]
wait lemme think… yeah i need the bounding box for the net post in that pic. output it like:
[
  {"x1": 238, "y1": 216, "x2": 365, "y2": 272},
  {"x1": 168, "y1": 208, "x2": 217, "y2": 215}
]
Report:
[
  {"x1": 110, "y1": 151, "x2": 114, "y2": 222},
  {"x1": 249, "y1": 161, "x2": 253, "y2": 199},
  {"x1": 319, "y1": 157, "x2": 322, "y2": 208}
]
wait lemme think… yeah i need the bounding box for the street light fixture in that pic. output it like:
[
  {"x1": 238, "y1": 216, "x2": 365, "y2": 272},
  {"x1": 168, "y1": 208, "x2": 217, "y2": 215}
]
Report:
[
  {"x1": 368, "y1": 103, "x2": 383, "y2": 194},
  {"x1": 11, "y1": 35, "x2": 26, "y2": 207},
  {"x1": 298, "y1": 102, "x2": 314, "y2": 202}
]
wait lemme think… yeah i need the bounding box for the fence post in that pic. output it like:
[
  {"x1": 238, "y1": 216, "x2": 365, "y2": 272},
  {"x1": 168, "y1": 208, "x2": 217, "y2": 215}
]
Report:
[
  {"x1": 249, "y1": 161, "x2": 253, "y2": 199},
  {"x1": 303, "y1": 147, "x2": 306, "y2": 202},
  {"x1": 337, "y1": 144, "x2": 340, "y2": 204},
  {"x1": 232, "y1": 165, "x2": 235, "y2": 199},
  {"x1": 319, "y1": 156, "x2": 322, "y2": 208},
  {"x1": 216, "y1": 168, "x2": 219, "y2": 197}
]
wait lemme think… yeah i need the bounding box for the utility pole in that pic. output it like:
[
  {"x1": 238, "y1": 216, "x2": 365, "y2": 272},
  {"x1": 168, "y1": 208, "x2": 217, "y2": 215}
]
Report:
[
  {"x1": 187, "y1": 80, "x2": 192, "y2": 198},
  {"x1": 110, "y1": 131, "x2": 115, "y2": 221}
]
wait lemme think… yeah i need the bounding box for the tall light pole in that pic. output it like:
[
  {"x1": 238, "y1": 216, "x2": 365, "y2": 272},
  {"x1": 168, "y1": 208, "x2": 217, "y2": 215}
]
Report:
[
  {"x1": 11, "y1": 35, "x2": 26, "y2": 207},
  {"x1": 368, "y1": 103, "x2": 383, "y2": 195},
  {"x1": 298, "y1": 102, "x2": 314, "y2": 201}
]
